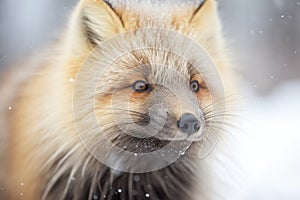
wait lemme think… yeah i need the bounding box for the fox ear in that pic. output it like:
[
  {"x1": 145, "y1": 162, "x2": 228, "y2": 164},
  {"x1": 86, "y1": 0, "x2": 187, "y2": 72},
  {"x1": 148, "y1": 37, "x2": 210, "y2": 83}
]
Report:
[
  {"x1": 188, "y1": 0, "x2": 223, "y2": 48},
  {"x1": 67, "y1": 0, "x2": 124, "y2": 54}
]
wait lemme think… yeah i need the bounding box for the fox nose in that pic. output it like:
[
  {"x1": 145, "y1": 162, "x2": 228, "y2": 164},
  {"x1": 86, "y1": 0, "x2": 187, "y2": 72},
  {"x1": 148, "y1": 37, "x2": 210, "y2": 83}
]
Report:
[{"x1": 177, "y1": 113, "x2": 200, "y2": 135}]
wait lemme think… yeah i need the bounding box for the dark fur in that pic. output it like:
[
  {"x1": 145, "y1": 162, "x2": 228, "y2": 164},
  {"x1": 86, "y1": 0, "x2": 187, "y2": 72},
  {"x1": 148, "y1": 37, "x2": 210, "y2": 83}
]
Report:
[{"x1": 45, "y1": 146, "x2": 200, "y2": 200}]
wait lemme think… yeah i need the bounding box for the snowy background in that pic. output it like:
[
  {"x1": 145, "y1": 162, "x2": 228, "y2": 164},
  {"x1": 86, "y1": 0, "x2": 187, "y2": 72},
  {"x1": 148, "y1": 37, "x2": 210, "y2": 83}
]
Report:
[{"x1": 0, "y1": 0, "x2": 299, "y2": 199}]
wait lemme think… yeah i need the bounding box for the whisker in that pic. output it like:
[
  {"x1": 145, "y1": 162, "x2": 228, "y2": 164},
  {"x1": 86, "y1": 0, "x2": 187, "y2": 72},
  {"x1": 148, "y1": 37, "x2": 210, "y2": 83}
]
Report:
[{"x1": 96, "y1": 107, "x2": 148, "y2": 116}]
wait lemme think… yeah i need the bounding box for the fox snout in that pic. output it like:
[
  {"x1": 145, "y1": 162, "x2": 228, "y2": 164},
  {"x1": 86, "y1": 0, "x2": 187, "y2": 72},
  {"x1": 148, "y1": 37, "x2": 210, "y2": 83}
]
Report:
[{"x1": 177, "y1": 113, "x2": 201, "y2": 136}]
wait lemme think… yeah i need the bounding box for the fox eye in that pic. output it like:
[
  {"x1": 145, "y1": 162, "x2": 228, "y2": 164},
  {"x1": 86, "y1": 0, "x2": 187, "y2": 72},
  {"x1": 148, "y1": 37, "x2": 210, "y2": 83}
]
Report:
[
  {"x1": 190, "y1": 80, "x2": 200, "y2": 92},
  {"x1": 132, "y1": 80, "x2": 151, "y2": 92}
]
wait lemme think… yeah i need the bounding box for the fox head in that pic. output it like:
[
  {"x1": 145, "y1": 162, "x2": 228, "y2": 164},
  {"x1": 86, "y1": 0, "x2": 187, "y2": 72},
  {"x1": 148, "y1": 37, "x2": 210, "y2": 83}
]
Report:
[{"x1": 68, "y1": 0, "x2": 230, "y2": 163}]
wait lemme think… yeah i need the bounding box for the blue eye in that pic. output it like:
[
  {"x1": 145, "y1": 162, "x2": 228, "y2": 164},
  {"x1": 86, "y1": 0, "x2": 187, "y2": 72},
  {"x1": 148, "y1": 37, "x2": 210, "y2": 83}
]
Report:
[
  {"x1": 190, "y1": 80, "x2": 200, "y2": 92},
  {"x1": 132, "y1": 81, "x2": 151, "y2": 92}
]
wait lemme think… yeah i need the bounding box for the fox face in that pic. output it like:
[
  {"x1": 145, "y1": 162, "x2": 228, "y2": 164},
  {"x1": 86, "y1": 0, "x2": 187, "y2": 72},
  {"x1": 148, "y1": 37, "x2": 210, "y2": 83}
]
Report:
[
  {"x1": 70, "y1": 0, "x2": 228, "y2": 170},
  {"x1": 94, "y1": 44, "x2": 211, "y2": 138},
  {"x1": 92, "y1": 51, "x2": 210, "y2": 153}
]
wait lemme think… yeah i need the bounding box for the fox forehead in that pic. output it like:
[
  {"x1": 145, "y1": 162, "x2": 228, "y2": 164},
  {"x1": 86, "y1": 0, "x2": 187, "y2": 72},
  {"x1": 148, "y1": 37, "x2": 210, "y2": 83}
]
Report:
[
  {"x1": 85, "y1": 30, "x2": 197, "y2": 72},
  {"x1": 94, "y1": 51, "x2": 193, "y2": 92}
]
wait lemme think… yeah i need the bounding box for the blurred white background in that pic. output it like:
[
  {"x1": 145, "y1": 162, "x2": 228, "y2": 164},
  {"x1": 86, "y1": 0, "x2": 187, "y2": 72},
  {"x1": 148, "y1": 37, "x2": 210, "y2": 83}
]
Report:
[{"x1": 0, "y1": 0, "x2": 299, "y2": 199}]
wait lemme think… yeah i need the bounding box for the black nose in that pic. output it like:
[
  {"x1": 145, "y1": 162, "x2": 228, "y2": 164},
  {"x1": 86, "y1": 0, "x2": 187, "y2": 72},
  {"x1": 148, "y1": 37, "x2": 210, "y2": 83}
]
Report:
[{"x1": 177, "y1": 113, "x2": 200, "y2": 135}]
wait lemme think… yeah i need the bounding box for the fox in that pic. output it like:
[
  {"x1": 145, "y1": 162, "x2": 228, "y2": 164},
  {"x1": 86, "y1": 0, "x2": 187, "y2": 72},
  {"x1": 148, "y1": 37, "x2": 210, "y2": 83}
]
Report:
[{"x1": 0, "y1": 0, "x2": 236, "y2": 200}]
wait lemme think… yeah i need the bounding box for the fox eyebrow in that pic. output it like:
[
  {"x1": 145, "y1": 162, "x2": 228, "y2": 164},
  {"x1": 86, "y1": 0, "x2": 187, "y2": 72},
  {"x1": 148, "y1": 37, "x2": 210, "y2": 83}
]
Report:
[{"x1": 187, "y1": 63, "x2": 198, "y2": 75}]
